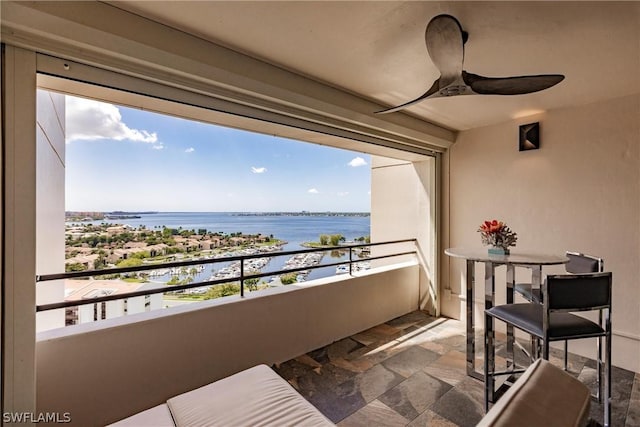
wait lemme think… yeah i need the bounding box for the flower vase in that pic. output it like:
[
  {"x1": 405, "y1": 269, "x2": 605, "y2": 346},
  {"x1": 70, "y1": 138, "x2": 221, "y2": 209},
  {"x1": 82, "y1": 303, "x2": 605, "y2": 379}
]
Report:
[{"x1": 488, "y1": 247, "x2": 510, "y2": 255}]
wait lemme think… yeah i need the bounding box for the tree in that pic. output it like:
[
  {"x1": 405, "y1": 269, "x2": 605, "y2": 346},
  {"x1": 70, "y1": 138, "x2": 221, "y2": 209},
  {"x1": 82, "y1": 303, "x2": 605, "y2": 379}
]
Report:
[
  {"x1": 244, "y1": 278, "x2": 259, "y2": 291},
  {"x1": 116, "y1": 258, "x2": 143, "y2": 268},
  {"x1": 67, "y1": 249, "x2": 80, "y2": 258},
  {"x1": 131, "y1": 251, "x2": 150, "y2": 259},
  {"x1": 203, "y1": 283, "x2": 240, "y2": 299},
  {"x1": 65, "y1": 262, "x2": 87, "y2": 272},
  {"x1": 162, "y1": 227, "x2": 179, "y2": 238},
  {"x1": 94, "y1": 252, "x2": 107, "y2": 270},
  {"x1": 280, "y1": 273, "x2": 298, "y2": 285},
  {"x1": 330, "y1": 234, "x2": 344, "y2": 246},
  {"x1": 167, "y1": 275, "x2": 182, "y2": 286}
]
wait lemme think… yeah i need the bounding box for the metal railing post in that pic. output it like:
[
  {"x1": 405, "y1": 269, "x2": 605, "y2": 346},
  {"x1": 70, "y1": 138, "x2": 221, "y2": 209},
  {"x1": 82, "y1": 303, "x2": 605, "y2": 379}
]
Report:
[
  {"x1": 349, "y1": 247, "x2": 353, "y2": 275},
  {"x1": 240, "y1": 259, "x2": 244, "y2": 297}
]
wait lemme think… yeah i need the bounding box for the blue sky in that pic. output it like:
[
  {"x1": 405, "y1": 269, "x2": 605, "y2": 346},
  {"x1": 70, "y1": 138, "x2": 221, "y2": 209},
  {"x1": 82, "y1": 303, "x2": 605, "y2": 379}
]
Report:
[{"x1": 64, "y1": 96, "x2": 371, "y2": 212}]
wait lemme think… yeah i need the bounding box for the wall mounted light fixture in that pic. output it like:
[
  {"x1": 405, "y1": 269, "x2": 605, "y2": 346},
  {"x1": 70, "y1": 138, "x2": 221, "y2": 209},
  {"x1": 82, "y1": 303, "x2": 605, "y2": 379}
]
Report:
[{"x1": 519, "y1": 122, "x2": 540, "y2": 151}]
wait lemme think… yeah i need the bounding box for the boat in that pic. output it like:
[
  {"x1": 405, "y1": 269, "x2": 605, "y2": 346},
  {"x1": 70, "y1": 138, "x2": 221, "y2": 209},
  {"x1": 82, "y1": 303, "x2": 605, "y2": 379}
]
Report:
[{"x1": 336, "y1": 265, "x2": 349, "y2": 274}]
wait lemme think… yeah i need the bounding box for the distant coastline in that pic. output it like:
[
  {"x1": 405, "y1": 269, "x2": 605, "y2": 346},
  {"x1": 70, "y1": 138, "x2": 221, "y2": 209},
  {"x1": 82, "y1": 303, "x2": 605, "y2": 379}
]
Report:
[
  {"x1": 66, "y1": 211, "x2": 370, "y2": 221},
  {"x1": 65, "y1": 211, "x2": 159, "y2": 222},
  {"x1": 109, "y1": 211, "x2": 159, "y2": 215},
  {"x1": 233, "y1": 212, "x2": 369, "y2": 217},
  {"x1": 105, "y1": 215, "x2": 141, "y2": 220}
]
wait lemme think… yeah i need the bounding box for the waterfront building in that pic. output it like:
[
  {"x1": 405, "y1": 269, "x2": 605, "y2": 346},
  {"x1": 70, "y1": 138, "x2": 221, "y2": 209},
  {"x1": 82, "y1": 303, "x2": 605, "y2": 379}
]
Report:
[
  {"x1": 64, "y1": 254, "x2": 99, "y2": 271},
  {"x1": 64, "y1": 279, "x2": 163, "y2": 325}
]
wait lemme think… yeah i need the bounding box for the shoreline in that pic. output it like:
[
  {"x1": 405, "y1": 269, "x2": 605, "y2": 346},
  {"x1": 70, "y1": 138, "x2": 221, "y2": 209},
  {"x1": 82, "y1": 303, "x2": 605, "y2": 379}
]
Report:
[{"x1": 66, "y1": 211, "x2": 371, "y2": 222}]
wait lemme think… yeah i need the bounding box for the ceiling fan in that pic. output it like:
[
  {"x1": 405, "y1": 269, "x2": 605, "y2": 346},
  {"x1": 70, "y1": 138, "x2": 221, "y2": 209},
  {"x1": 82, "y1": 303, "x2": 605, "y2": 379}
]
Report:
[{"x1": 376, "y1": 14, "x2": 565, "y2": 114}]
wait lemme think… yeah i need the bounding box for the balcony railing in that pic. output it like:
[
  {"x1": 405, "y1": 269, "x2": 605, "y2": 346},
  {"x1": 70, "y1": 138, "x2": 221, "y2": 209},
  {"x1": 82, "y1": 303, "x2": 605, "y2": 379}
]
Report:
[{"x1": 36, "y1": 239, "x2": 417, "y2": 312}]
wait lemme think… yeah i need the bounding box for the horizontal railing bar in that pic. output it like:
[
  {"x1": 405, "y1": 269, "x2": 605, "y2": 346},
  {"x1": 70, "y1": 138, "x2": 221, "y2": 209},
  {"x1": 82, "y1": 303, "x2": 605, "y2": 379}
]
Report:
[
  {"x1": 37, "y1": 250, "x2": 416, "y2": 312},
  {"x1": 36, "y1": 238, "x2": 415, "y2": 282},
  {"x1": 36, "y1": 272, "x2": 265, "y2": 312},
  {"x1": 36, "y1": 247, "x2": 417, "y2": 312}
]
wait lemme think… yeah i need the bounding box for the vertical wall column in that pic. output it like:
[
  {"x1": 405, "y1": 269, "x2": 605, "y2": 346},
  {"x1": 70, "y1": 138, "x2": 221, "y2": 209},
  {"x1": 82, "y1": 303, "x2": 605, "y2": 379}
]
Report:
[
  {"x1": 35, "y1": 89, "x2": 66, "y2": 332},
  {"x1": 370, "y1": 155, "x2": 438, "y2": 314},
  {"x1": 2, "y1": 45, "x2": 38, "y2": 419}
]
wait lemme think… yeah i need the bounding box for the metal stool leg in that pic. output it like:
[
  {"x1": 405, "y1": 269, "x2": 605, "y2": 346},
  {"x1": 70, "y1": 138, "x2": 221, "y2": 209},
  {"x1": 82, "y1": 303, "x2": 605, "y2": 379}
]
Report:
[
  {"x1": 597, "y1": 309, "x2": 604, "y2": 402},
  {"x1": 604, "y1": 337, "x2": 611, "y2": 426},
  {"x1": 596, "y1": 336, "x2": 602, "y2": 402},
  {"x1": 530, "y1": 336, "x2": 540, "y2": 360},
  {"x1": 604, "y1": 313, "x2": 612, "y2": 427},
  {"x1": 542, "y1": 339, "x2": 550, "y2": 360},
  {"x1": 484, "y1": 312, "x2": 495, "y2": 412}
]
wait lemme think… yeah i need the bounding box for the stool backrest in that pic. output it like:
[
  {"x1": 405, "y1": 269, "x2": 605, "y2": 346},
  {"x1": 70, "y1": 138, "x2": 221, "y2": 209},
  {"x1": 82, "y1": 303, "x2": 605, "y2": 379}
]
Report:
[
  {"x1": 565, "y1": 251, "x2": 603, "y2": 274},
  {"x1": 544, "y1": 272, "x2": 612, "y2": 312}
]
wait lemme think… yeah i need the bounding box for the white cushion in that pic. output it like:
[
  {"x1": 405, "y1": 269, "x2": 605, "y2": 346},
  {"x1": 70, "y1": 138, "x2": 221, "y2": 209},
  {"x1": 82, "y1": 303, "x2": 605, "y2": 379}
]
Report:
[
  {"x1": 108, "y1": 404, "x2": 174, "y2": 426},
  {"x1": 167, "y1": 364, "x2": 334, "y2": 427},
  {"x1": 478, "y1": 358, "x2": 590, "y2": 427}
]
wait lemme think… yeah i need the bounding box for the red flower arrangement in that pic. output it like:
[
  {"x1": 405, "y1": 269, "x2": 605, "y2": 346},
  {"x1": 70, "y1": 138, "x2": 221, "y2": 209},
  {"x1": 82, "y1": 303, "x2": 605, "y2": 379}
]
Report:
[{"x1": 478, "y1": 220, "x2": 518, "y2": 251}]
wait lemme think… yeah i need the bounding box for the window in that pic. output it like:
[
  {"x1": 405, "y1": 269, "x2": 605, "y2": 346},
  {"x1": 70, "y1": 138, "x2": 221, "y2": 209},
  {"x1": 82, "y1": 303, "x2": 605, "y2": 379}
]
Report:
[{"x1": 35, "y1": 59, "x2": 437, "y2": 331}]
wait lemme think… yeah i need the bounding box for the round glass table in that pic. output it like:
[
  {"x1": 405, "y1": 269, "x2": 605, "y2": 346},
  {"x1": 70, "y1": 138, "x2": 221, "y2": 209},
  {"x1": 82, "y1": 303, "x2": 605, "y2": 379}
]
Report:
[{"x1": 444, "y1": 247, "x2": 569, "y2": 380}]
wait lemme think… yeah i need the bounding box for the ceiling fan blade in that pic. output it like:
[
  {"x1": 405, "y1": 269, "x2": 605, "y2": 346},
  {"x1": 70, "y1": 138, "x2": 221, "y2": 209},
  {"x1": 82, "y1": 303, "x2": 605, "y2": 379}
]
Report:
[
  {"x1": 463, "y1": 71, "x2": 565, "y2": 95},
  {"x1": 425, "y1": 14, "x2": 465, "y2": 80},
  {"x1": 375, "y1": 79, "x2": 440, "y2": 114}
]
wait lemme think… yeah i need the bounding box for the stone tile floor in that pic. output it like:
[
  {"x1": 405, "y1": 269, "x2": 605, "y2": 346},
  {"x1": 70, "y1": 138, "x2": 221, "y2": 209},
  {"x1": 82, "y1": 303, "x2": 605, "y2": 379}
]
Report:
[{"x1": 274, "y1": 311, "x2": 639, "y2": 426}]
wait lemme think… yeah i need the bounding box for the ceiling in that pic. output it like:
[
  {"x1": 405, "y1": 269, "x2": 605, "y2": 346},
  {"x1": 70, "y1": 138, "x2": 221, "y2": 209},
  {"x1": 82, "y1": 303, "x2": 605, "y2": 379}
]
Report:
[{"x1": 108, "y1": 1, "x2": 639, "y2": 131}]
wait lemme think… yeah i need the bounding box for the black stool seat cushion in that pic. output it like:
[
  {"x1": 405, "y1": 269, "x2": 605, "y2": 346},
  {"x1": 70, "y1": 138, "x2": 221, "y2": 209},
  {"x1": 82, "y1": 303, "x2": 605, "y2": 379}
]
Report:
[{"x1": 486, "y1": 304, "x2": 604, "y2": 339}]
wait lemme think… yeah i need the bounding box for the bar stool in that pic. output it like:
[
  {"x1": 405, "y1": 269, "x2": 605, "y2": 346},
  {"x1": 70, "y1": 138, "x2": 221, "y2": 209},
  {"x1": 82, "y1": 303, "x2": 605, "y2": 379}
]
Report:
[
  {"x1": 515, "y1": 251, "x2": 604, "y2": 376},
  {"x1": 485, "y1": 272, "x2": 612, "y2": 427},
  {"x1": 515, "y1": 251, "x2": 604, "y2": 304}
]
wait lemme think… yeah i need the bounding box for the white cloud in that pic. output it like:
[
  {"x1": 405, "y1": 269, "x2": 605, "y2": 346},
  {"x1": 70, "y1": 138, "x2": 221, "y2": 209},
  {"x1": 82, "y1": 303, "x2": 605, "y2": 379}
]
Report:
[
  {"x1": 185, "y1": 147, "x2": 195, "y2": 153},
  {"x1": 152, "y1": 144, "x2": 164, "y2": 150},
  {"x1": 251, "y1": 166, "x2": 267, "y2": 174},
  {"x1": 66, "y1": 96, "x2": 158, "y2": 143},
  {"x1": 348, "y1": 157, "x2": 367, "y2": 167},
  {"x1": 337, "y1": 192, "x2": 349, "y2": 197},
  {"x1": 308, "y1": 188, "x2": 319, "y2": 194}
]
